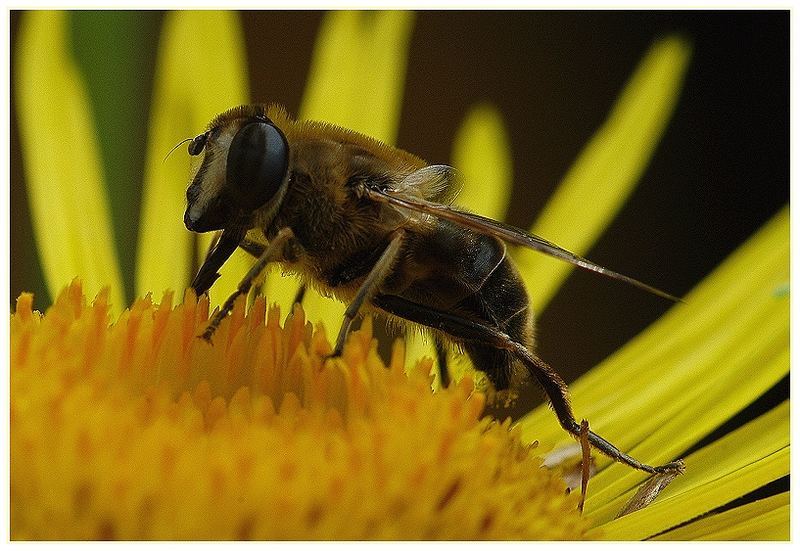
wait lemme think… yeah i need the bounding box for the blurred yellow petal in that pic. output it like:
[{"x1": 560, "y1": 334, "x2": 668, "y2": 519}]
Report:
[
  {"x1": 268, "y1": 10, "x2": 416, "y2": 339},
  {"x1": 519, "y1": 207, "x2": 788, "y2": 536},
  {"x1": 406, "y1": 103, "x2": 514, "y2": 383},
  {"x1": 653, "y1": 492, "x2": 789, "y2": 541},
  {"x1": 15, "y1": 11, "x2": 125, "y2": 313},
  {"x1": 136, "y1": 11, "x2": 249, "y2": 300},
  {"x1": 299, "y1": 10, "x2": 415, "y2": 141},
  {"x1": 517, "y1": 35, "x2": 692, "y2": 312},
  {"x1": 452, "y1": 103, "x2": 513, "y2": 219},
  {"x1": 587, "y1": 402, "x2": 789, "y2": 539}
]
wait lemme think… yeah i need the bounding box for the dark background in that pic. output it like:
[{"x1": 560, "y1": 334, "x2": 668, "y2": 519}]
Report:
[{"x1": 10, "y1": 10, "x2": 788, "y2": 388}]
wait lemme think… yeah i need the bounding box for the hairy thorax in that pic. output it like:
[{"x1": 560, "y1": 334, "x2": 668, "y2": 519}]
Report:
[{"x1": 260, "y1": 138, "x2": 409, "y2": 302}]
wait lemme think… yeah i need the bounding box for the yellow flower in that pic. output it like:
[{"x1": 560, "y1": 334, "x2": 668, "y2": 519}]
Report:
[
  {"x1": 12, "y1": 10, "x2": 788, "y2": 540},
  {"x1": 11, "y1": 283, "x2": 588, "y2": 539}
]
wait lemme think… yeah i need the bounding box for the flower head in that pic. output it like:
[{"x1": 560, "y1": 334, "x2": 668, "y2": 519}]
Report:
[{"x1": 11, "y1": 282, "x2": 589, "y2": 540}]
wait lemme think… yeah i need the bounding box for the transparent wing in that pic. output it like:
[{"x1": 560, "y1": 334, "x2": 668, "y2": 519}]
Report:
[{"x1": 368, "y1": 173, "x2": 681, "y2": 302}]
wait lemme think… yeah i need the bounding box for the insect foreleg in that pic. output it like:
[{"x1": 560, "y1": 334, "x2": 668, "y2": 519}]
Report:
[
  {"x1": 330, "y1": 230, "x2": 406, "y2": 357},
  {"x1": 236, "y1": 239, "x2": 305, "y2": 305},
  {"x1": 238, "y1": 238, "x2": 266, "y2": 258},
  {"x1": 191, "y1": 228, "x2": 247, "y2": 296},
  {"x1": 372, "y1": 294, "x2": 684, "y2": 476},
  {"x1": 200, "y1": 227, "x2": 297, "y2": 342}
]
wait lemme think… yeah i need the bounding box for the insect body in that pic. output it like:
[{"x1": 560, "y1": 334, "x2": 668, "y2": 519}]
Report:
[{"x1": 184, "y1": 103, "x2": 683, "y2": 476}]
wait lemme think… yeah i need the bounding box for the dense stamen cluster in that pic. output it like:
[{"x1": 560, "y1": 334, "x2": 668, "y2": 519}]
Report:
[{"x1": 10, "y1": 281, "x2": 587, "y2": 540}]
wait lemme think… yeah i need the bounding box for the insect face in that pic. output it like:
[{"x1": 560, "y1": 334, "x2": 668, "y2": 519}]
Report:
[{"x1": 184, "y1": 112, "x2": 289, "y2": 233}]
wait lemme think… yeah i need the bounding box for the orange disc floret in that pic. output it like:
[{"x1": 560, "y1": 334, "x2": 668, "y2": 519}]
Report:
[{"x1": 11, "y1": 280, "x2": 588, "y2": 540}]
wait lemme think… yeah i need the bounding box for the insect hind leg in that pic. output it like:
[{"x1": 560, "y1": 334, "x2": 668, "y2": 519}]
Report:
[{"x1": 372, "y1": 293, "x2": 683, "y2": 476}]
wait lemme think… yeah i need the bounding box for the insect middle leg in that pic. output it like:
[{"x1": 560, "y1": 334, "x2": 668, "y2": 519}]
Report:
[
  {"x1": 200, "y1": 227, "x2": 296, "y2": 342},
  {"x1": 372, "y1": 293, "x2": 684, "y2": 475},
  {"x1": 239, "y1": 238, "x2": 307, "y2": 306},
  {"x1": 329, "y1": 230, "x2": 406, "y2": 357}
]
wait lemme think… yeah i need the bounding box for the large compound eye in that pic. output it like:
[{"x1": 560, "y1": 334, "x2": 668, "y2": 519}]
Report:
[{"x1": 226, "y1": 121, "x2": 289, "y2": 210}]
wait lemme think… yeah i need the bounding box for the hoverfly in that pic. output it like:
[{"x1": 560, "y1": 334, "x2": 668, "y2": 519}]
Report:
[{"x1": 183, "y1": 103, "x2": 684, "y2": 476}]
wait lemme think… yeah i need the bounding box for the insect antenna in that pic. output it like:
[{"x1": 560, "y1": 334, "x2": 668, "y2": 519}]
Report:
[{"x1": 163, "y1": 137, "x2": 194, "y2": 162}]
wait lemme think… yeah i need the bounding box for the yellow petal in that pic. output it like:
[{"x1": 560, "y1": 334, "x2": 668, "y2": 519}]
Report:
[
  {"x1": 15, "y1": 11, "x2": 125, "y2": 313},
  {"x1": 452, "y1": 103, "x2": 513, "y2": 220},
  {"x1": 406, "y1": 103, "x2": 514, "y2": 383},
  {"x1": 520, "y1": 207, "x2": 787, "y2": 437},
  {"x1": 587, "y1": 402, "x2": 789, "y2": 539},
  {"x1": 136, "y1": 11, "x2": 249, "y2": 300},
  {"x1": 519, "y1": 207, "x2": 788, "y2": 530},
  {"x1": 653, "y1": 492, "x2": 789, "y2": 541},
  {"x1": 299, "y1": 10, "x2": 415, "y2": 141},
  {"x1": 516, "y1": 35, "x2": 692, "y2": 313},
  {"x1": 267, "y1": 11, "x2": 416, "y2": 338}
]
